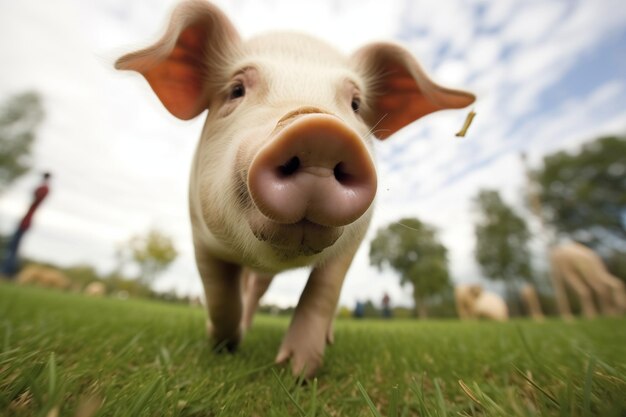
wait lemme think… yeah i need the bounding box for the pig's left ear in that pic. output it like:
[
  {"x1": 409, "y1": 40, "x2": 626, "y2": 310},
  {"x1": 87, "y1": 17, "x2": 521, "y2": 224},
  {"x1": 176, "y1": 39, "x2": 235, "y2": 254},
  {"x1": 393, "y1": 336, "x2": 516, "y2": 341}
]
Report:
[
  {"x1": 351, "y1": 42, "x2": 475, "y2": 140},
  {"x1": 115, "y1": 0, "x2": 241, "y2": 120}
]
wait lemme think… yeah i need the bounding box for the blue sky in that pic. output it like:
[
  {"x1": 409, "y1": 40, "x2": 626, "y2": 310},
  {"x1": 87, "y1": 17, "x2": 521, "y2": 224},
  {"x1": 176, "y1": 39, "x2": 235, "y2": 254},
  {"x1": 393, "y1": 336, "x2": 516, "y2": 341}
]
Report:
[{"x1": 0, "y1": 0, "x2": 625, "y2": 307}]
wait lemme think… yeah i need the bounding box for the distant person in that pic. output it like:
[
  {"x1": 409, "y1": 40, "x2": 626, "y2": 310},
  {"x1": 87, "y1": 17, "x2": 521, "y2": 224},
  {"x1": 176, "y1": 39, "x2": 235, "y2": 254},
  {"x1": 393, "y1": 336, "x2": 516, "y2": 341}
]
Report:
[
  {"x1": 1, "y1": 172, "x2": 51, "y2": 278},
  {"x1": 353, "y1": 300, "x2": 365, "y2": 319},
  {"x1": 381, "y1": 292, "x2": 392, "y2": 318}
]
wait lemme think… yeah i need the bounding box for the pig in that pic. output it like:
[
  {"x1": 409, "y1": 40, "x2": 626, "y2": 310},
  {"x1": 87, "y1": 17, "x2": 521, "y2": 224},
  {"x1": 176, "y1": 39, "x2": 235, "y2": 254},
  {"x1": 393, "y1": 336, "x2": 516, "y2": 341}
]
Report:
[
  {"x1": 17, "y1": 265, "x2": 71, "y2": 290},
  {"x1": 473, "y1": 290, "x2": 509, "y2": 321},
  {"x1": 520, "y1": 283, "x2": 544, "y2": 320},
  {"x1": 116, "y1": 0, "x2": 475, "y2": 377},
  {"x1": 455, "y1": 284, "x2": 509, "y2": 321},
  {"x1": 84, "y1": 281, "x2": 107, "y2": 297},
  {"x1": 550, "y1": 242, "x2": 626, "y2": 318}
]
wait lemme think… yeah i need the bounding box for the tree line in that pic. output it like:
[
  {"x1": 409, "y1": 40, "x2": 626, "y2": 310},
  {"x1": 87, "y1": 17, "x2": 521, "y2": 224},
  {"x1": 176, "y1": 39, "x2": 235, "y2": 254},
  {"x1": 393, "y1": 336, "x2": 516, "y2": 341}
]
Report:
[{"x1": 370, "y1": 135, "x2": 626, "y2": 318}]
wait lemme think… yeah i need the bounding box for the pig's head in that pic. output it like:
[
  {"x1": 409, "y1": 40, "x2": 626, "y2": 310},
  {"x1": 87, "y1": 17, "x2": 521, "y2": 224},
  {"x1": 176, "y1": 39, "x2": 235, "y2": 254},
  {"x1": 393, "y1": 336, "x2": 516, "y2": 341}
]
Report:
[{"x1": 116, "y1": 0, "x2": 475, "y2": 272}]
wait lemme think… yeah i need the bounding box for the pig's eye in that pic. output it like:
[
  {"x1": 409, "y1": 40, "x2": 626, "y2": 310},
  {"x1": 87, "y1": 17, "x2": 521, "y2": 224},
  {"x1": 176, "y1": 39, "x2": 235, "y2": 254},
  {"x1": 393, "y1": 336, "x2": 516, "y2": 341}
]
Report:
[
  {"x1": 229, "y1": 83, "x2": 246, "y2": 100},
  {"x1": 351, "y1": 97, "x2": 361, "y2": 113}
]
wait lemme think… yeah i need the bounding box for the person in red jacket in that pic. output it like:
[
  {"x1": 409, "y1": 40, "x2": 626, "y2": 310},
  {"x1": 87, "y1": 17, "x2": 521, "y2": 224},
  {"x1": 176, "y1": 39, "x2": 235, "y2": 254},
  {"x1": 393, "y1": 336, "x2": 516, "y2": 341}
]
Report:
[{"x1": 1, "y1": 172, "x2": 51, "y2": 278}]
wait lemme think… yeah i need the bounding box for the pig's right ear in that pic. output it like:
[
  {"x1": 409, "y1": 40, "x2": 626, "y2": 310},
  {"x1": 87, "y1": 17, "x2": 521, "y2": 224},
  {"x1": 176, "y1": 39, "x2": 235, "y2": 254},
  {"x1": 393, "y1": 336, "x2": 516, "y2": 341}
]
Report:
[
  {"x1": 115, "y1": 1, "x2": 240, "y2": 120},
  {"x1": 351, "y1": 43, "x2": 475, "y2": 139}
]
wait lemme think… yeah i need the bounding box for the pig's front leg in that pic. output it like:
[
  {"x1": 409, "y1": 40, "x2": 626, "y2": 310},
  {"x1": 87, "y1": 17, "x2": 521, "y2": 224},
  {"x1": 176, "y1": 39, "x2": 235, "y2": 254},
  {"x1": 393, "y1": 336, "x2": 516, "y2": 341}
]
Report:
[
  {"x1": 276, "y1": 248, "x2": 356, "y2": 378},
  {"x1": 195, "y1": 248, "x2": 243, "y2": 352},
  {"x1": 241, "y1": 268, "x2": 274, "y2": 332}
]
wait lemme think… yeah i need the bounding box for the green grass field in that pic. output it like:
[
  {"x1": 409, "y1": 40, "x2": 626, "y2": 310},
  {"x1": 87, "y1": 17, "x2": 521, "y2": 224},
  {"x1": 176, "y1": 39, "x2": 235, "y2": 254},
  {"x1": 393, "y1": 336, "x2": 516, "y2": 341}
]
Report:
[{"x1": 1, "y1": 283, "x2": 625, "y2": 417}]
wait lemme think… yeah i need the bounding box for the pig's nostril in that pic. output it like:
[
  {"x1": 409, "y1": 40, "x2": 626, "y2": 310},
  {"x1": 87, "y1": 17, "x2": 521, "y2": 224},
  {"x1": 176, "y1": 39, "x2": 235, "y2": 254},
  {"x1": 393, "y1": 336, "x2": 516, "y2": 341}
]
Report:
[
  {"x1": 248, "y1": 114, "x2": 377, "y2": 227},
  {"x1": 333, "y1": 163, "x2": 351, "y2": 184},
  {"x1": 278, "y1": 156, "x2": 300, "y2": 177}
]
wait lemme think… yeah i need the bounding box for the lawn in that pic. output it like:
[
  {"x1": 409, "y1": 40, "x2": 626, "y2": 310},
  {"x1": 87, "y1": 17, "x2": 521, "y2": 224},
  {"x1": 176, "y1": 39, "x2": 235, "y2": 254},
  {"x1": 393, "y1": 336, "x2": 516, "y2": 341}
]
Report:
[{"x1": 1, "y1": 283, "x2": 625, "y2": 417}]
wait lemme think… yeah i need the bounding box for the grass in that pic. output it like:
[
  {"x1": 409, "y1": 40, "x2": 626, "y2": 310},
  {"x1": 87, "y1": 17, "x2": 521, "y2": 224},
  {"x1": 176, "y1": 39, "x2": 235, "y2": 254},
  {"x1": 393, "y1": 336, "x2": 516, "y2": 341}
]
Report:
[{"x1": 1, "y1": 283, "x2": 625, "y2": 416}]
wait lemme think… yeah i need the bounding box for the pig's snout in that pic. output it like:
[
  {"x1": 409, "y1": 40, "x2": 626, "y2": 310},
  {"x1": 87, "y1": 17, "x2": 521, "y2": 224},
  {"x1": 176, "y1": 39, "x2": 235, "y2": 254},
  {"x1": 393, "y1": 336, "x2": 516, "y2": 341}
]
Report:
[{"x1": 248, "y1": 114, "x2": 377, "y2": 227}]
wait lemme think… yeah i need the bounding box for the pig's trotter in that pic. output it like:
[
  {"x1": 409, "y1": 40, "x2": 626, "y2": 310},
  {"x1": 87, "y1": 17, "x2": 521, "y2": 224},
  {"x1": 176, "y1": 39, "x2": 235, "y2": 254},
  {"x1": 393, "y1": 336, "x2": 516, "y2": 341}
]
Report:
[
  {"x1": 275, "y1": 250, "x2": 355, "y2": 377},
  {"x1": 275, "y1": 310, "x2": 327, "y2": 379},
  {"x1": 207, "y1": 320, "x2": 241, "y2": 353},
  {"x1": 196, "y1": 250, "x2": 244, "y2": 352},
  {"x1": 241, "y1": 270, "x2": 274, "y2": 332}
]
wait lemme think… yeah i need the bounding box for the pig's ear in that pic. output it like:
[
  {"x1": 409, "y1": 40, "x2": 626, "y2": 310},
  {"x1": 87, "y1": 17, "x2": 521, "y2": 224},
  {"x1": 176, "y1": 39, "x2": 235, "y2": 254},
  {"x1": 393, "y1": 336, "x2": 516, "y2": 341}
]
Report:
[
  {"x1": 351, "y1": 42, "x2": 475, "y2": 139},
  {"x1": 115, "y1": 0, "x2": 240, "y2": 120}
]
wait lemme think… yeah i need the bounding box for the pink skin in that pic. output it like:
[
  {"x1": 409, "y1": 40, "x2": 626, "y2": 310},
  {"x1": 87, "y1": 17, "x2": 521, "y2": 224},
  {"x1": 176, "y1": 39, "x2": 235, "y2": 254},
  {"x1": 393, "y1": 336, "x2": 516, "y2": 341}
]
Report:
[{"x1": 247, "y1": 112, "x2": 377, "y2": 255}]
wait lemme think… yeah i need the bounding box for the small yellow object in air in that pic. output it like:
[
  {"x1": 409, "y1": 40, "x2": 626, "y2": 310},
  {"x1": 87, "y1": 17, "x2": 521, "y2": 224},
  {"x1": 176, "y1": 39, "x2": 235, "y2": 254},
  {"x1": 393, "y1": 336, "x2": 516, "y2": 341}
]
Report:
[{"x1": 455, "y1": 109, "x2": 476, "y2": 137}]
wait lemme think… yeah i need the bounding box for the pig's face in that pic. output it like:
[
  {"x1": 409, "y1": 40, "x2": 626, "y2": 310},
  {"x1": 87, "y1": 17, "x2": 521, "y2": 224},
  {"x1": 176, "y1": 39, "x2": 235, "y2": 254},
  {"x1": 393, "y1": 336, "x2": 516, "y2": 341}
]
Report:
[
  {"x1": 191, "y1": 33, "x2": 377, "y2": 271},
  {"x1": 116, "y1": 0, "x2": 475, "y2": 272}
]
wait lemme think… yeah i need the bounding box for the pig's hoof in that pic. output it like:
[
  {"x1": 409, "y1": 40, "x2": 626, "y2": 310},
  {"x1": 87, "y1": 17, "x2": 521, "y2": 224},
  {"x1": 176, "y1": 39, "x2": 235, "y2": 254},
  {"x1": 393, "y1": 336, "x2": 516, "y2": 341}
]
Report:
[
  {"x1": 275, "y1": 340, "x2": 324, "y2": 379},
  {"x1": 207, "y1": 322, "x2": 241, "y2": 353},
  {"x1": 213, "y1": 338, "x2": 239, "y2": 353}
]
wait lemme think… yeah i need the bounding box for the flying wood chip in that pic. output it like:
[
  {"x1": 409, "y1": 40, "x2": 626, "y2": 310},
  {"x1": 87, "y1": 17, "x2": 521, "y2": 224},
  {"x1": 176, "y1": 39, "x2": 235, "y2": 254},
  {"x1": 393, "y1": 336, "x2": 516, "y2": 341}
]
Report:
[{"x1": 455, "y1": 110, "x2": 476, "y2": 137}]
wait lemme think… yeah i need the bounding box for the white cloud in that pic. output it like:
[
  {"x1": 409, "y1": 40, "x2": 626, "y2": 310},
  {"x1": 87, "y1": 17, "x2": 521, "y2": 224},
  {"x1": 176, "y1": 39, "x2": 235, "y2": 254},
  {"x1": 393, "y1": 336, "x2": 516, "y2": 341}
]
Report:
[
  {"x1": 500, "y1": 2, "x2": 566, "y2": 46},
  {"x1": 466, "y1": 35, "x2": 502, "y2": 75}
]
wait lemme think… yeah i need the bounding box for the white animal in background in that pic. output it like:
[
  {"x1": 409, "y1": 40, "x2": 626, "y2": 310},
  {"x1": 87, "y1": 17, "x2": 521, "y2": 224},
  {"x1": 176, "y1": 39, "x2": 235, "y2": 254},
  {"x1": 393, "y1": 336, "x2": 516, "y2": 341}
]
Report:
[
  {"x1": 84, "y1": 281, "x2": 107, "y2": 297},
  {"x1": 455, "y1": 284, "x2": 509, "y2": 321},
  {"x1": 550, "y1": 242, "x2": 626, "y2": 318},
  {"x1": 116, "y1": 0, "x2": 475, "y2": 377}
]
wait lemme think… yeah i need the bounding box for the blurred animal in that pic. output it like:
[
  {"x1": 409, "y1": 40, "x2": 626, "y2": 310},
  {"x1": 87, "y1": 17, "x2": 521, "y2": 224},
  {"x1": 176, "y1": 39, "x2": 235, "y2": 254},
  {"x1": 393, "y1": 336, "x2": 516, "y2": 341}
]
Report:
[
  {"x1": 455, "y1": 284, "x2": 509, "y2": 321},
  {"x1": 84, "y1": 281, "x2": 107, "y2": 297},
  {"x1": 116, "y1": 0, "x2": 475, "y2": 377},
  {"x1": 17, "y1": 265, "x2": 70, "y2": 290},
  {"x1": 520, "y1": 283, "x2": 544, "y2": 320},
  {"x1": 550, "y1": 242, "x2": 626, "y2": 318}
]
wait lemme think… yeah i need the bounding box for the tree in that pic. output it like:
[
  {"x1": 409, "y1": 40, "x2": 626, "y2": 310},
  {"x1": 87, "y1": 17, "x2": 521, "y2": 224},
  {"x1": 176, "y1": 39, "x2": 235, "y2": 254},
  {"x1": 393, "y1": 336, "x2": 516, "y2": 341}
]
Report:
[
  {"x1": 473, "y1": 190, "x2": 533, "y2": 310},
  {"x1": 0, "y1": 92, "x2": 44, "y2": 192},
  {"x1": 370, "y1": 218, "x2": 451, "y2": 318},
  {"x1": 125, "y1": 229, "x2": 178, "y2": 285},
  {"x1": 533, "y1": 135, "x2": 626, "y2": 254}
]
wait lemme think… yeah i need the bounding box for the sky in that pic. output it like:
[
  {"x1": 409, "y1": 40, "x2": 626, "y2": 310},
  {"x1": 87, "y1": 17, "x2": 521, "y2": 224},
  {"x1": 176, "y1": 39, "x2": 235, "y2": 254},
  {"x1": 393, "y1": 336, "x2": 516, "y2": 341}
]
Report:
[{"x1": 1, "y1": 0, "x2": 625, "y2": 308}]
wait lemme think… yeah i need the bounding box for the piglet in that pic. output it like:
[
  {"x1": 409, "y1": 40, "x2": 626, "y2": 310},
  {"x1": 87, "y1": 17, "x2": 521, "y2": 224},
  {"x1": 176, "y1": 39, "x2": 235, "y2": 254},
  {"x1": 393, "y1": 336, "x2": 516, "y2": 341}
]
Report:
[{"x1": 116, "y1": 0, "x2": 475, "y2": 377}]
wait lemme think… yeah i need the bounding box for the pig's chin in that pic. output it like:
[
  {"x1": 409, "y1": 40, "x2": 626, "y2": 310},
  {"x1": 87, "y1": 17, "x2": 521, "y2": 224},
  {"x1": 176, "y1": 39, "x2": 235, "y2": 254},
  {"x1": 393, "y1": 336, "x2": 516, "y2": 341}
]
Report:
[{"x1": 247, "y1": 212, "x2": 344, "y2": 257}]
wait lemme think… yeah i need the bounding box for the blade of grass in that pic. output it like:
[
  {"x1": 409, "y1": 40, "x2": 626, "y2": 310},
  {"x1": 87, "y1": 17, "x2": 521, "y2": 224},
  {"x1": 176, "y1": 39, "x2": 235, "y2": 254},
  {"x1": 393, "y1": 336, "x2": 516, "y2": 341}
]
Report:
[
  {"x1": 356, "y1": 381, "x2": 383, "y2": 417},
  {"x1": 271, "y1": 368, "x2": 306, "y2": 417},
  {"x1": 469, "y1": 382, "x2": 507, "y2": 415},
  {"x1": 516, "y1": 325, "x2": 539, "y2": 365},
  {"x1": 126, "y1": 378, "x2": 161, "y2": 417},
  {"x1": 434, "y1": 378, "x2": 447, "y2": 417},
  {"x1": 410, "y1": 376, "x2": 430, "y2": 417},
  {"x1": 514, "y1": 366, "x2": 559, "y2": 408},
  {"x1": 389, "y1": 384, "x2": 399, "y2": 417},
  {"x1": 47, "y1": 352, "x2": 58, "y2": 400},
  {"x1": 582, "y1": 357, "x2": 595, "y2": 417},
  {"x1": 308, "y1": 377, "x2": 317, "y2": 417},
  {"x1": 3, "y1": 321, "x2": 12, "y2": 351},
  {"x1": 0, "y1": 347, "x2": 22, "y2": 365},
  {"x1": 112, "y1": 332, "x2": 144, "y2": 361},
  {"x1": 458, "y1": 380, "x2": 482, "y2": 407},
  {"x1": 559, "y1": 379, "x2": 573, "y2": 417},
  {"x1": 224, "y1": 361, "x2": 275, "y2": 383}
]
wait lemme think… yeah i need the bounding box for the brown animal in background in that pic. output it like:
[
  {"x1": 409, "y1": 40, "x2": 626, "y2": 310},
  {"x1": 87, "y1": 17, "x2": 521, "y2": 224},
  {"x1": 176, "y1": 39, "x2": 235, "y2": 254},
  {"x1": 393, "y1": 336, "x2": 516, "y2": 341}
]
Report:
[
  {"x1": 17, "y1": 266, "x2": 70, "y2": 290},
  {"x1": 116, "y1": 0, "x2": 474, "y2": 377},
  {"x1": 455, "y1": 284, "x2": 509, "y2": 321},
  {"x1": 520, "y1": 283, "x2": 544, "y2": 320},
  {"x1": 550, "y1": 242, "x2": 626, "y2": 318}
]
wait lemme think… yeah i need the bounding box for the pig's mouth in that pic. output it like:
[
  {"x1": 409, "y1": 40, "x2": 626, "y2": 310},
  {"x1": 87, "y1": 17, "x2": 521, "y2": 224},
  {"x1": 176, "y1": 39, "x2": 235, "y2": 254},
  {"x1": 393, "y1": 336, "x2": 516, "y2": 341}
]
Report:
[{"x1": 247, "y1": 213, "x2": 344, "y2": 256}]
